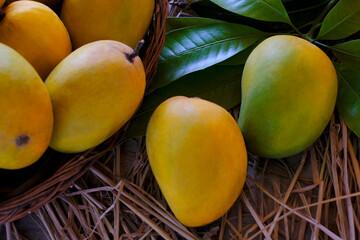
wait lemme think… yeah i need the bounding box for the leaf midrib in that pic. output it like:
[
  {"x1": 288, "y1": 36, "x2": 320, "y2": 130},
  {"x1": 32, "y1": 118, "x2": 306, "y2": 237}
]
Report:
[
  {"x1": 337, "y1": 69, "x2": 360, "y2": 100},
  {"x1": 214, "y1": 0, "x2": 289, "y2": 23},
  {"x1": 319, "y1": 6, "x2": 360, "y2": 38},
  {"x1": 258, "y1": 0, "x2": 290, "y2": 23},
  {"x1": 332, "y1": 47, "x2": 360, "y2": 58},
  {"x1": 159, "y1": 33, "x2": 265, "y2": 63},
  {"x1": 332, "y1": 41, "x2": 360, "y2": 57}
]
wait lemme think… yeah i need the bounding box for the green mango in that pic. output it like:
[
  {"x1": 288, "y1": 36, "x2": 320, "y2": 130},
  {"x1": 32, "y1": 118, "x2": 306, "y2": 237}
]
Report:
[{"x1": 239, "y1": 35, "x2": 337, "y2": 158}]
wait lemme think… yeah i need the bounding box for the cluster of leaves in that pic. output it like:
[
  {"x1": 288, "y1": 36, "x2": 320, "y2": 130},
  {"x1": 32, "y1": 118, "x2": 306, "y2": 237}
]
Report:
[{"x1": 126, "y1": 0, "x2": 360, "y2": 138}]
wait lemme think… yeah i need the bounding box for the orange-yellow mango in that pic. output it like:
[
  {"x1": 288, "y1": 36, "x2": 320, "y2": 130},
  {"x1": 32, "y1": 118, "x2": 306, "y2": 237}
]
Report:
[
  {"x1": 60, "y1": 0, "x2": 154, "y2": 49},
  {"x1": 146, "y1": 96, "x2": 248, "y2": 227},
  {"x1": 45, "y1": 40, "x2": 146, "y2": 153},
  {"x1": 0, "y1": 43, "x2": 53, "y2": 169},
  {"x1": 0, "y1": 1, "x2": 71, "y2": 79}
]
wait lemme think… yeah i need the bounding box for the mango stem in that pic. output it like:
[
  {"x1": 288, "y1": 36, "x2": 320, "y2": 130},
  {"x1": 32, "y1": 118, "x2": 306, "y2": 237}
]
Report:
[{"x1": 126, "y1": 40, "x2": 145, "y2": 63}]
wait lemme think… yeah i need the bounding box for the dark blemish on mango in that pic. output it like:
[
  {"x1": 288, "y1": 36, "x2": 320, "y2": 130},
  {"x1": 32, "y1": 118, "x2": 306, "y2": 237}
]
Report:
[{"x1": 15, "y1": 135, "x2": 30, "y2": 146}]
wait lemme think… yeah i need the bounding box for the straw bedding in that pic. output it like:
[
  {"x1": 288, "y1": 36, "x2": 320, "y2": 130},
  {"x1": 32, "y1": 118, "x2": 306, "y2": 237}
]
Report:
[
  {"x1": 2, "y1": 1, "x2": 360, "y2": 239},
  {"x1": 2, "y1": 108, "x2": 359, "y2": 239}
]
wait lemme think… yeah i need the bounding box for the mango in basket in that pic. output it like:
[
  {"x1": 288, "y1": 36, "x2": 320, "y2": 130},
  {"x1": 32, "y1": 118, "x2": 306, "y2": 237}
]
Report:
[
  {"x1": 0, "y1": 43, "x2": 53, "y2": 170},
  {"x1": 0, "y1": 1, "x2": 71, "y2": 79},
  {"x1": 45, "y1": 40, "x2": 146, "y2": 153},
  {"x1": 60, "y1": 0, "x2": 154, "y2": 49},
  {"x1": 239, "y1": 35, "x2": 337, "y2": 159},
  {"x1": 146, "y1": 96, "x2": 248, "y2": 227}
]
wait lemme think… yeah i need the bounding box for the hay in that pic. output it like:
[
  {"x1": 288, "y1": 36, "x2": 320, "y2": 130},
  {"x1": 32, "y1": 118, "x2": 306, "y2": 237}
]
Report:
[
  {"x1": 4, "y1": 108, "x2": 360, "y2": 239},
  {"x1": 3, "y1": 1, "x2": 360, "y2": 239}
]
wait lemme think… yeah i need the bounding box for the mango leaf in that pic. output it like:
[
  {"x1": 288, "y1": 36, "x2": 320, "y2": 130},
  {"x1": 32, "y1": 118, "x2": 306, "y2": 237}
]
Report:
[
  {"x1": 190, "y1": 0, "x2": 291, "y2": 32},
  {"x1": 165, "y1": 17, "x2": 224, "y2": 32},
  {"x1": 149, "y1": 21, "x2": 266, "y2": 91},
  {"x1": 217, "y1": 44, "x2": 256, "y2": 65},
  {"x1": 336, "y1": 64, "x2": 360, "y2": 136},
  {"x1": 332, "y1": 40, "x2": 360, "y2": 70},
  {"x1": 126, "y1": 65, "x2": 244, "y2": 138},
  {"x1": 209, "y1": 0, "x2": 291, "y2": 24},
  {"x1": 317, "y1": 0, "x2": 360, "y2": 40}
]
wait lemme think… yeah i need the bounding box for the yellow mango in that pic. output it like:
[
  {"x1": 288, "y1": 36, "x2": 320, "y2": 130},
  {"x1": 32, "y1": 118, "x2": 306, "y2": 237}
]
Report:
[
  {"x1": 45, "y1": 40, "x2": 146, "y2": 153},
  {"x1": 0, "y1": 1, "x2": 71, "y2": 79},
  {"x1": 60, "y1": 0, "x2": 154, "y2": 49},
  {"x1": 0, "y1": 43, "x2": 53, "y2": 169},
  {"x1": 146, "y1": 96, "x2": 248, "y2": 227},
  {"x1": 239, "y1": 35, "x2": 337, "y2": 158}
]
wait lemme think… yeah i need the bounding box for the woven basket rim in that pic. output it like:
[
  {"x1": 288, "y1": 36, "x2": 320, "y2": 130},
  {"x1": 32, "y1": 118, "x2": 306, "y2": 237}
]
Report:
[{"x1": 0, "y1": 0, "x2": 168, "y2": 224}]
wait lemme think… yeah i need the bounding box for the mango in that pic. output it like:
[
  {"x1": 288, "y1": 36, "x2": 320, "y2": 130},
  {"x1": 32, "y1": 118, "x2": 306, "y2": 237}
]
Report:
[
  {"x1": 45, "y1": 40, "x2": 146, "y2": 153},
  {"x1": 0, "y1": 1, "x2": 71, "y2": 79},
  {"x1": 146, "y1": 96, "x2": 248, "y2": 227},
  {"x1": 60, "y1": 0, "x2": 154, "y2": 49},
  {"x1": 239, "y1": 35, "x2": 337, "y2": 158},
  {"x1": 0, "y1": 43, "x2": 53, "y2": 169}
]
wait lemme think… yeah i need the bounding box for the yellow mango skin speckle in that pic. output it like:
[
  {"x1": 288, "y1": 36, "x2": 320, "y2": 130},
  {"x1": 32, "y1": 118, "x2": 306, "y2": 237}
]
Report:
[
  {"x1": 146, "y1": 97, "x2": 248, "y2": 227},
  {"x1": 239, "y1": 35, "x2": 338, "y2": 158},
  {"x1": 0, "y1": 1, "x2": 72, "y2": 80},
  {"x1": 0, "y1": 43, "x2": 53, "y2": 170},
  {"x1": 45, "y1": 40, "x2": 146, "y2": 153},
  {"x1": 60, "y1": 0, "x2": 155, "y2": 49}
]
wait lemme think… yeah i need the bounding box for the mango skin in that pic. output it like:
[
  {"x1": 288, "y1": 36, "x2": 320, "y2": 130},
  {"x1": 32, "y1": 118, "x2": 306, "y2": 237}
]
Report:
[
  {"x1": 0, "y1": 1, "x2": 71, "y2": 79},
  {"x1": 60, "y1": 0, "x2": 155, "y2": 49},
  {"x1": 146, "y1": 96, "x2": 248, "y2": 227},
  {"x1": 239, "y1": 35, "x2": 337, "y2": 158},
  {"x1": 0, "y1": 43, "x2": 53, "y2": 169},
  {"x1": 45, "y1": 40, "x2": 146, "y2": 153}
]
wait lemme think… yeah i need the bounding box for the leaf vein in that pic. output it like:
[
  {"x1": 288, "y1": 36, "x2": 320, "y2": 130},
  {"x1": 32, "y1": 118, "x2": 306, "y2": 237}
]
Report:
[
  {"x1": 320, "y1": 7, "x2": 360, "y2": 38},
  {"x1": 159, "y1": 33, "x2": 264, "y2": 63}
]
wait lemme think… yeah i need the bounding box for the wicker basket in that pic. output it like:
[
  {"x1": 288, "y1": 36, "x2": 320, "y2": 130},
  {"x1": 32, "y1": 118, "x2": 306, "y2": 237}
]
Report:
[{"x1": 0, "y1": 0, "x2": 168, "y2": 224}]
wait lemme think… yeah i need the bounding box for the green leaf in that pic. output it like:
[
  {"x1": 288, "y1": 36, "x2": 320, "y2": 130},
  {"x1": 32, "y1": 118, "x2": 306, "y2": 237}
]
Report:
[
  {"x1": 126, "y1": 65, "x2": 244, "y2": 138},
  {"x1": 190, "y1": 0, "x2": 291, "y2": 32},
  {"x1": 317, "y1": 0, "x2": 360, "y2": 40},
  {"x1": 149, "y1": 21, "x2": 265, "y2": 90},
  {"x1": 336, "y1": 64, "x2": 360, "y2": 136},
  {"x1": 165, "y1": 17, "x2": 224, "y2": 32},
  {"x1": 332, "y1": 40, "x2": 360, "y2": 70},
  {"x1": 209, "y1": 0, "x2": 291, "y2": 24},
  {"x1": 218, "y1": 44, "x2": 256, "y2": 65}
]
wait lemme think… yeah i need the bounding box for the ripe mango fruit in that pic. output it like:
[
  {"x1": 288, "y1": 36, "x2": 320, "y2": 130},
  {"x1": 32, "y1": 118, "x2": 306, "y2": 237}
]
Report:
[
  {"x1": 146, "y1": 96, "x2": 248, "y2": 227},
  {"x1": 239, "y1": 35, "x2": 337, "y2": 158},
  {"x1": 0, "y1": 43, "x2": 53, "y2": 170},
  {"x1": 45, "y1": 40, "x2": 146, "y2": 153},
  {"x1": 60, "y1": 0, "x2": 154, "y2": 49},
  {"x1": 0, "y1": 1, "x2": 71, "y2": 79}
]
